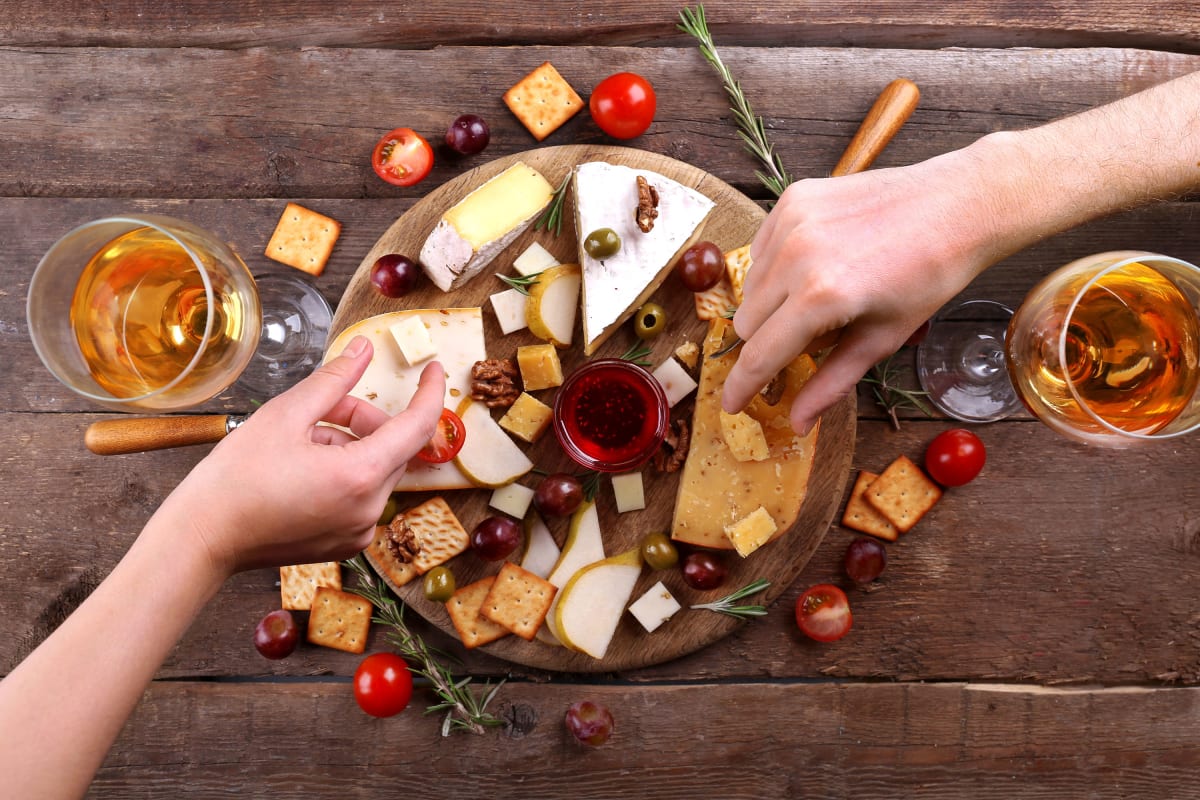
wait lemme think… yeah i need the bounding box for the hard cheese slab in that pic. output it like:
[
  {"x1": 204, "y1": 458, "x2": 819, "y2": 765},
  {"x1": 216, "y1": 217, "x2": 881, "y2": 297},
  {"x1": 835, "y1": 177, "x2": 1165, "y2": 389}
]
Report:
[{"x1": 329, "y1": 145, "x2": 855, "y2": 672}]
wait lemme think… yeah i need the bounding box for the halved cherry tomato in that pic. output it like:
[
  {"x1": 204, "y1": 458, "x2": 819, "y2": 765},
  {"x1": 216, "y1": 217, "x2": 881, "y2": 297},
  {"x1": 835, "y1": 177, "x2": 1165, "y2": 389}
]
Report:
[
  {"x1": 353, "y1": 652, "x2": 413, "y2": 718},
  {"x1": 371, "y1": 127, "x2": 433, "y2": 187},
  {"x1": 795, "y1": 584, "x2": 852, "y2": 642},
  {"x1": 589, "y1": 72, "x2": 657, "y2": 140},
  {"x1": 924, "y1": 428, "x2": 986, "y2": 487},
  {"x1": 416, "y1": 408, "x2": 466, "y2": 463}
]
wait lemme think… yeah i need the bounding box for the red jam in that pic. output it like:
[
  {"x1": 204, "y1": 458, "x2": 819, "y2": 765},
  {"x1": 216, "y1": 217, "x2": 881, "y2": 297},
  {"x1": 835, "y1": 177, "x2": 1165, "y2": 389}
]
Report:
[{"x1": 553, "y1": 359, "x2": 669, "y2": 472}]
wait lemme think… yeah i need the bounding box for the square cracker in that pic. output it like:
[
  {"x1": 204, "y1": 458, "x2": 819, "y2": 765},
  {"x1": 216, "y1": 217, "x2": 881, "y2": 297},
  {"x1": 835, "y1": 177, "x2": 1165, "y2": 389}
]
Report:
[
  {"x1": 265, "y1": 202, "x2": 341, "y2": 276},
  {"x1": 725, "y1": 244, "x2": 753, "y2": 305},
  {"x1": 503, "y1": 61, "x2": 583, "y2": 141},
  {"x1": 365, "y1": 525, "x2": 419, "y2": 588},
  {"x1": 280, "y1": 561, "x2": 342, "y2": 611},
  {"x1": 366, "y1": 497, "x2": 470, "y2": 588},
  {"x1": 446, "y1": 577, "x2": 511, "y2": 650},
  {"x1": 480, "y1": 562, "x2": 557, "y2": 641},
  {"x1": 306, "y1": 587, "x2": 373, "y2": 654},
  {"x1": 694, "y1": 276, "x2": 737, "y2": 321},
  {"x1": 864, "y1": 456, "x2": 943, "y2": 534},
  {"x1": 841, "y1": 471, "x2": 899, "y2": 542}
]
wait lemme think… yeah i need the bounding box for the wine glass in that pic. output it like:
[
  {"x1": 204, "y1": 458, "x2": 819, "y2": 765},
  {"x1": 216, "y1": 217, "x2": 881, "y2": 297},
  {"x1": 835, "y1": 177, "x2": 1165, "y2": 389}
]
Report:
[
  {"x1": 917, "y1": 250, "x2": 1200, "y2": 446},
  {"x1": 28, "y1": 214, "x2": 331, "y2": 412}
]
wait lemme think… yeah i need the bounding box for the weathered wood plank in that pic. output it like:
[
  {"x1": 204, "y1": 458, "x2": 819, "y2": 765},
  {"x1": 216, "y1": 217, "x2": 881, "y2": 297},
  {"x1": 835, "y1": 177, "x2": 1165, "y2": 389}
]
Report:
[
  {"x1": 0, "y1": 46, "x2": 1196, "y2": 199},
  {"x1": 89, "y1": 681, "x2": 1200, "y2": 798},
  {"x1": 5, "y1": 1, "x2": 1199, "y2": 53},
  {"x1": 6, "y1": 413, "x2": 1200, "y2": 686}
]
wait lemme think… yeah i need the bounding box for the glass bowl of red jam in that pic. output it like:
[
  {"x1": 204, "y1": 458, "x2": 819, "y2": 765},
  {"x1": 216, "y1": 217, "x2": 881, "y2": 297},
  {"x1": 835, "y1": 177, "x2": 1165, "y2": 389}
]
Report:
[{"x1": 553, "y1": 358, "x2": 669, "y2": 472}]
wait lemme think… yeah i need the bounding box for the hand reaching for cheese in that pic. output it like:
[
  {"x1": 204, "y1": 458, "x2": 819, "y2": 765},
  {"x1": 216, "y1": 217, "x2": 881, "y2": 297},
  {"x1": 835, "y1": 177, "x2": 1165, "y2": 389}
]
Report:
[{"x1": 157, "y1": 335, "x2": 447, "y2": 576}]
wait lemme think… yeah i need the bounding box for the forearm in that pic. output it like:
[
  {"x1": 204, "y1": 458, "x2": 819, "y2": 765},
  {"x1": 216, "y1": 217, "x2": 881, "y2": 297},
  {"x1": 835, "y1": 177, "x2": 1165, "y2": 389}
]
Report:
[{"x1": 0, "y1": 509, "x2": 228, "y2": 799}]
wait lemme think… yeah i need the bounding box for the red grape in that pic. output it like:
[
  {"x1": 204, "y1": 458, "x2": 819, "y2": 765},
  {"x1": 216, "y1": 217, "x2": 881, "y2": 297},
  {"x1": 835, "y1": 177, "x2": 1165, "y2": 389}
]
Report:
[
  {"x1": 470, "y1": 516, "x2": 522, "y2": 561},
  {"x1": 533, "y1": 473, "x2": 584, "y2": 517},
  {"x1": 370, "y1": 253, "x2": 421, "y2": 298},
  {"x1": 676, "y1": 241, "x2": 724, "y2": 292},
  {"x1": 253, "y1": 609, "x2": 299, "y2": 660},
  {"x1": 843, "y1": 537, "x2": 887, "y2": 584},
  {"x1": 681, "y1": 551, "x2": 727, "y2": 591},
  {"x1": 565, "y1": 700, "x2": 614, "y2": 746},
  {"x1": 444, "y1": 114, "x2": 490, "y2": 156}
]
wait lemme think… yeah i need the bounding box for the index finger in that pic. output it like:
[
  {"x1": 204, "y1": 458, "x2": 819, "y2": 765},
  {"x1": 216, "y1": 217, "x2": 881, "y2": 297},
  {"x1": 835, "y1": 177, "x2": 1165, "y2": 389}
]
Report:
[
  {"x1": 722, "y1": 302, "x2": 824, "y2": 414},
  {"x1": 352, "y1": 361, "x2": 447, "y2": 480}
]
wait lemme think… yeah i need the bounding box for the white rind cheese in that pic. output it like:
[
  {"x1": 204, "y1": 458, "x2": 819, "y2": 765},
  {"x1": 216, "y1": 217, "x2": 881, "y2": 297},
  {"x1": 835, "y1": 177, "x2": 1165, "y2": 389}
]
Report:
[
  {"x1": 419, "y1": 162, "x2": 554, "y2": 292},
  {"x1": 573, "y1": 161, "x2": 715, "y2": 354}
]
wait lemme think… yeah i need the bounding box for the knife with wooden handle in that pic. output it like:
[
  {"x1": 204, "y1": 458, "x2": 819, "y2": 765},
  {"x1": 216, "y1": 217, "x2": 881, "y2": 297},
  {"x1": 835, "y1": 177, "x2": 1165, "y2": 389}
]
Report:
[{"x1": 84, "y1": 414, "x2": 248, "y2": 455}]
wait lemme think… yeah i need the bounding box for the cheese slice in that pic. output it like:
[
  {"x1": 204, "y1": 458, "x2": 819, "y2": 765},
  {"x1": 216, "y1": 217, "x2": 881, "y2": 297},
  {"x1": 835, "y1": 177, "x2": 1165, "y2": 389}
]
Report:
[
  {"x1": 671, "y1": 319, "x2": 819, "y2": 549},
  {"x1": 419, "y1": 162, "x2": 554, "y2": 292},
  {"x1": 573, "y1": 161, "x2": 715, "y2": 354},
  {"x1": 323, "y1": 308, "x2": 486, "y2": 491}
]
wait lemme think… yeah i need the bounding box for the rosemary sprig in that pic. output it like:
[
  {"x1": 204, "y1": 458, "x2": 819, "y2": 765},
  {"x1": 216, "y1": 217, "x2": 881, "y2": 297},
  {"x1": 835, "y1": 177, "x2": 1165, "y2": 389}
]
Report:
[
  {"x1": 859, "y1": 353, "x2": 933, "y2": 431},
  {"x1": 578, "y1": 470, "x2": 603, "y2": 503},
  {"x1": 619, "y1": 341, "x2": 653, "y2": 367},
  {"x1": 342, "y1": 555, "x2": 505, "y2": 736},
  {"x1": 497, "y1": 272, "x2": 539, "y2": 296},
  {"x1": 690, "y1": 578, "x2": 771, "y2": 619},
  {"x1": 535, "y1": 173, "x2": 572, "y2": 236},
  {"x1": 678, "y1": 6, "x2": 792, "y2": 198}
]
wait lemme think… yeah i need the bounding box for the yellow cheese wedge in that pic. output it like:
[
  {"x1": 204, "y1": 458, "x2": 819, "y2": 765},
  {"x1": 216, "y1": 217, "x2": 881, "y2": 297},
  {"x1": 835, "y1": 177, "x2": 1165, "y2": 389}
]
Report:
[
  {"x1": 419, "y1": 162, "x2": 554, "y2": 292},
  {"x1": 670, "y1": 319, "x2": 819, "y2": 549}
]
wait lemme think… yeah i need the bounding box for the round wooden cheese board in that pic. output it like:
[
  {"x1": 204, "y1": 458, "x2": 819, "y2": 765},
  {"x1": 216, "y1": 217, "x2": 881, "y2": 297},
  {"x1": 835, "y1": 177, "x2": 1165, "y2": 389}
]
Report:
[{"x1": 330, "y1": 144, "x2": 855, "y2": 672}]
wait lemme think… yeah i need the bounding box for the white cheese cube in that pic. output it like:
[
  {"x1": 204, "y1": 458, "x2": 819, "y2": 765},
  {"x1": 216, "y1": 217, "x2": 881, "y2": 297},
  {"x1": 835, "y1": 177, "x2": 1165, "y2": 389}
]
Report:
[
  {"x1": 652, "y1": 357, "x2": 699, "y2": 408},
  {"x1": 512, "y1": 241, "x2": 560, "y2": 276},
  {"x1": 489, "y1": 482, "x2": 535, "y2": 520},
  {"x1": 628, "y1": 581, "x2": 682, "y2": 633},
  {"x1": 611, "y1": 471, "x2": 645, "y2": 513},
  {"x1": 489, "y1": 287, "x2": 529, "y2": 335},
  {"x1": 388, "y1": 315, "x2": 437, "y2": 366}
]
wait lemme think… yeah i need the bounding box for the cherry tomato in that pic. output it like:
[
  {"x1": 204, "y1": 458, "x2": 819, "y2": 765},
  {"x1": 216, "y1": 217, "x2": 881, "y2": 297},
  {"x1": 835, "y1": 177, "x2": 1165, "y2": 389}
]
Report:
[
  {"x1": 589, "y1": 72, "x2": 657, "y2": 140},
  {"x1": 371, "y1": 127, "x2": 433, "y2": 187},
  {"x1": 353, "y1": 652, "x2": 414, "y2": 718},
  {"x1": 795, "y1": 584, "x2": 852, "y2": 642},
  {"x1": 416, "y1": 408, "x2": 466, "y2": 463},
  {"x1": 924, "y1": 428, "x2": 986, "y2": 487}
]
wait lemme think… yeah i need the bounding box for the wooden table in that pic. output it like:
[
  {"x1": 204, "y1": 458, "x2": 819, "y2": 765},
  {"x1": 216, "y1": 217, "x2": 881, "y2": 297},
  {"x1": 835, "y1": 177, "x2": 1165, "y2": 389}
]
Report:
[{"x1": 4, "y1": 3, "x2": 1200, "y2": 796}]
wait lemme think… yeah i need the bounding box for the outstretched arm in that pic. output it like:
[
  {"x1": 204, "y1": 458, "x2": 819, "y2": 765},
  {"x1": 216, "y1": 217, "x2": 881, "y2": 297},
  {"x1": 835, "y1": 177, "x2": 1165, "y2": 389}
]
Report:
[
  {"x1": 0, "y1": 337, "x2": 445, "y2": 799},
  {"x1": 722, "y1": 70, "x2": 1200, "y2": 434}
]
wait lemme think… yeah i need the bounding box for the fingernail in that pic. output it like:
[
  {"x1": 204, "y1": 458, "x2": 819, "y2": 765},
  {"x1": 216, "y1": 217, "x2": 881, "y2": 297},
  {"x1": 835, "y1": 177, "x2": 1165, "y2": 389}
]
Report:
[
  {"x1": 797, "y1": 418, "x2": 813, "y2": 436},
  {"x1": 343, "y1": 336, "x2": 368, "y2": 358}
]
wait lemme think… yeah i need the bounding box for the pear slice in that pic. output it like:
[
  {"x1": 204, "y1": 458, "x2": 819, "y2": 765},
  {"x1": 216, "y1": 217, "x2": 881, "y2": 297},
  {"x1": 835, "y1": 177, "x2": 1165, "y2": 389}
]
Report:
[
  {"x1": 519, "y1": 511, "x2": 561, "y2": 580},
  {"x1": 526, "y1": 263, "x2": 581, "y2": 348},
  {"x1": 541, "y1": 500, "x2": 605, "y2": 643},
  {"x1": 452, "y1": 397, "x2": 534, "y2": 489},
  {"x1": 553, "y1": 548, "x2": 643, "y2": 658}
]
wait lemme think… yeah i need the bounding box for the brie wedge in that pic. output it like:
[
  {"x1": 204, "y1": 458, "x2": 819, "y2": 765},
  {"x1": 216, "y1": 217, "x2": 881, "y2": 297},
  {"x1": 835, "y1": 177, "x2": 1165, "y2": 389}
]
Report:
[
  {"x1": 419, "y1": 162, "x2": 554, "y2": 292},
  {"x1": 573, "y1": 161, "x2": 715, "y2": 354}
]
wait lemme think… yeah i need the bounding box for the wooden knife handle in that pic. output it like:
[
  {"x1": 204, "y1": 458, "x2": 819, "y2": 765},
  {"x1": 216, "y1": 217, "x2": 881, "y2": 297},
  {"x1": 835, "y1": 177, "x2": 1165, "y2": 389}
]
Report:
[
  {"x1": 84, "y1": 415, "x2": 231, "y2": 455},
  {"x1": 830, "y1": 78, "x2": 921, "y2": 177}
]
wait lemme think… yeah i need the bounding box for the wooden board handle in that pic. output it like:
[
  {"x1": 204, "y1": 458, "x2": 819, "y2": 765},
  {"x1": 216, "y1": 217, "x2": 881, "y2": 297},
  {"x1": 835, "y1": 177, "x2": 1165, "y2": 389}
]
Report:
[
  {"x1": 830, "y1": 78, "x2": 921, "y2": 177},
  {"x1": 84, "y1": 415, "x2": 231, "y2": 455}
]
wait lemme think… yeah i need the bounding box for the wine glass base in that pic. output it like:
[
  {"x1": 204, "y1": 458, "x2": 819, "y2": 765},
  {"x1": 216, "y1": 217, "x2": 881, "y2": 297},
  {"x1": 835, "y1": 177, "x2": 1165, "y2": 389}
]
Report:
[
  {"x1": 917, "y1": 299, "x2": 1023, "y2": 423},
  {"x1": 236, "y1": 273, "x2": 333, "y2": 397}
]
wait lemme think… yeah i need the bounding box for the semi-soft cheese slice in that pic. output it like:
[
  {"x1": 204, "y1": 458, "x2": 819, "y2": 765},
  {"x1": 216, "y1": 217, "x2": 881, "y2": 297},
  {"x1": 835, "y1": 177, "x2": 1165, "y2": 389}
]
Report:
[
  {"x1": 671, "y1": 319, "x2": 820, "y2": 549},
  {"x1": 420, "y1": 162, "x2": 554, "y2": 292},
  {"x1": 324, "y1": 308, "x2": 486, "y2": 491},
  {"x1": 573, "y1": 161, "x2": 715, "y2": 355}
]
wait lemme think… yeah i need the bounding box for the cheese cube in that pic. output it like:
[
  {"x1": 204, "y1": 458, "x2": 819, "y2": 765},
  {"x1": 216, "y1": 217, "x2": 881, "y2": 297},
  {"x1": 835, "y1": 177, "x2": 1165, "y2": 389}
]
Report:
[
  {"x1": 513, "y1": 241, "x2": 560, "y2": 276},
  {"x1": 719, "y1": 410, "x2": 770, "y2": 462},
  {"x1": 388, "y1": 315, "x2": 437, "y2": 366},
  {"x1": 628, "y1": 581, "x2": 681, "y2": 633},
  {"x1": 724, "y1": 505, "x2": 778, "y2": 557},
  {"x1": 489, "y1": 287, "x2": 529, "y2": 335},
  {"x1": 489, "y1": 482, "x2": 536, "y2": 520},
  {"x1": 499, "y1": 392, "x2": 553, "y2": 443},
  {"x1": 611, "y1": 471, "x2": 645, "y2": 513},
  {"x1": 674, "y1": 340, "x2": 699, "y2": 370},
  {"x1": 652, "y1": 357, "x2": 698, "y2": 408},
  {"x1": 516, "y1": 344, "x2": 563, "y2": 391}
]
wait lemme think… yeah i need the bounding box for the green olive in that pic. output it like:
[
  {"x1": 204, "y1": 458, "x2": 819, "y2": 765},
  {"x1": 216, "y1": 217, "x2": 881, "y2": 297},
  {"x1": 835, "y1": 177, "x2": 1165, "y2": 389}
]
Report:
[
  {"x1": 640, "y1": 531, "x2": 679, "y2": 571},
  {"x1": 377, "y1": 495, "x2": 399, "y2": 526},
  {"x1": 584, "y1": 227, "x2": 621, "y2": 260},
  {"x1": 423, "y1": 566, "x2": 457, "y2": 603},
  {"x1": 633, "y1": 302, "x2": 667, "y2": 340}
]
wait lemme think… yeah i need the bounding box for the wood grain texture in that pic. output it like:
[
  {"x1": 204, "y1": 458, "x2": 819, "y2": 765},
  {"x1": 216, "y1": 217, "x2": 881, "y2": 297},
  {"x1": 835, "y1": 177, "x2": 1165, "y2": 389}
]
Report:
[
  {"x1": 5, "y1": 1, "x2": 1199, "y2": 52},
  {"x1": 92, "y1": 680, "x2": 1200, "y2": 798},
  {"x1": 0, "y1": 46, "x2": 1197, "y2": 200}
]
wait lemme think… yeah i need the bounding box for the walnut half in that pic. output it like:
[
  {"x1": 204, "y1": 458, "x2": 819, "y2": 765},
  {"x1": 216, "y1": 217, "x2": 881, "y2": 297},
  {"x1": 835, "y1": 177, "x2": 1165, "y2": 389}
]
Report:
[
  {"x1": 635, "y1": 175, "x2": 659, "y2": 233},
  {"x1": 385, "y1": 515, "x2": 421, "y2": 564},
  {"x1": 471, "y1": 358, "x2": 521, "y2": 409},
  {"x1": 653, "y1": 418, "x2": 690, "y2": 473}
]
